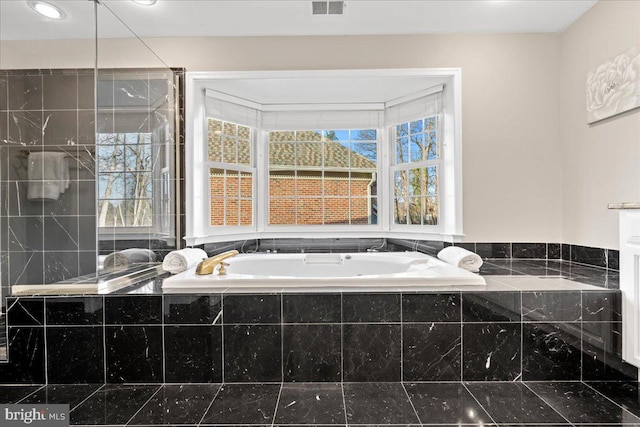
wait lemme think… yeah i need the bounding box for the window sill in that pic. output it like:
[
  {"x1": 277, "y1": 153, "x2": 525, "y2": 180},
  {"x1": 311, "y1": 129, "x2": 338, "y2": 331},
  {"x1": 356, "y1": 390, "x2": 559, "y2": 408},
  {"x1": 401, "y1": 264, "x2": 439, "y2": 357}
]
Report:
[{"x1": 185, "y1": 230, "x2": 464, "y2": 246}]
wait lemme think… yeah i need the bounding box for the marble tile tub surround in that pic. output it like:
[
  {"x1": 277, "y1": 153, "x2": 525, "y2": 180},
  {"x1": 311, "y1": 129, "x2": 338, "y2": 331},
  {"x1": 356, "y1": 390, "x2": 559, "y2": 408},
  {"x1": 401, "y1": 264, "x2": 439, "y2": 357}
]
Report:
[
  {"x1": 0, "y1": 284, "x2": 634, "y2": 385},
  {"x1": 204, "y1": 238, "x2": 619, "y2": 271},
  {"x1": 201, "y1": 239, "x2": 620, "y2": 289},
  {"x1": 388, "y1": 239, "x2": 620, "y2": 271},
  {"x1": 5, "y1": 381, "x2": 640, "y2": 426}
]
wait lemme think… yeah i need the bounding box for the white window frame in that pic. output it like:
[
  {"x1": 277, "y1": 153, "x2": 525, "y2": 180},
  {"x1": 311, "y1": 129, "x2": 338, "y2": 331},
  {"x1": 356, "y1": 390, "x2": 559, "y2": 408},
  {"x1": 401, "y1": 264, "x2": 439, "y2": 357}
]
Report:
[
  {"x1": 389, "y1": 112, "x2": 443, "y2": 233},
  {"x1": 262, "y1": 128, "x2": 381, "y2": 232},
  {"x1": 202, "y1": 118, "x2": 257, "y2": 236},
  {"x1": 185, "y1": 69, "x2": 463, "y2": 245}
]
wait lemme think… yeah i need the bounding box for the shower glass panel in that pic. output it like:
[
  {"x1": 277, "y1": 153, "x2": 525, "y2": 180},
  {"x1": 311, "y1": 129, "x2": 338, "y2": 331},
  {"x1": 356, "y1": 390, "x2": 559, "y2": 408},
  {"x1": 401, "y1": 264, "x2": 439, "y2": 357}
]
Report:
[{"x1": 96, "y1": 2, "x2": 180, "y2": 273}]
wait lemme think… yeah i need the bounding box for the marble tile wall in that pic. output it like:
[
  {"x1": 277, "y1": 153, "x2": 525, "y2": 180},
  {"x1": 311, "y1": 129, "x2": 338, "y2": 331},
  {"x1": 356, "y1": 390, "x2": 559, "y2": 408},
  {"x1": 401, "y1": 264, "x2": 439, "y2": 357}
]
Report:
[{"x1": 0, "y1": 290, "x2": 634, "y2": 384}]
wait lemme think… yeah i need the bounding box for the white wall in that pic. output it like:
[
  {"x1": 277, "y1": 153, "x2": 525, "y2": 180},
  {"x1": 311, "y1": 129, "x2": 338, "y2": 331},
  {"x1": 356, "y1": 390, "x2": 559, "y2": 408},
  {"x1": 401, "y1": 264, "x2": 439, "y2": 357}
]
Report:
[
  {"x1": 559, "y1": 0, "x2": 640, "y2": 250},
  {"x1": 3, "y1": 33, "x2": 564, "y2": 243}
]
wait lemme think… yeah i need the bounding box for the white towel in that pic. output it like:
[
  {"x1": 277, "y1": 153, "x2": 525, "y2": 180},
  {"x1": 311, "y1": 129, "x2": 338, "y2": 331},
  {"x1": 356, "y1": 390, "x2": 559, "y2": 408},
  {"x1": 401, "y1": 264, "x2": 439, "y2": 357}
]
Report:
[
  {"x1": 103, "y1": 248, "x2": 157, "y2": 270},
  {"x1": 437, "y1": 246, "x2": 483, "y2": 272},
  {"x1": 162, "y1": 248, "x2": 208, "y2": 274},
  {"x1": 27, "y1": 152, "x2": 69, "y2": 201}
]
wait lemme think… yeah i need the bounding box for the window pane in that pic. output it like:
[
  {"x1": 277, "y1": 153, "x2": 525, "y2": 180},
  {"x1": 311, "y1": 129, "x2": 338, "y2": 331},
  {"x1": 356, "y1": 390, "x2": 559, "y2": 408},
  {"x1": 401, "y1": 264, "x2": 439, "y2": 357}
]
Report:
[
  {"x1": 269, "y1": 131, "x2": 295, "y2": 142},
  {"x1": 410, "y1": 134, "x2": 424, "y2": 162},
  {"x1": 98, "y1": 200, "x2": 125, "y2": 227},
  {"x1": 124, "y1": 199, "x2": 152, "y2": 227},
  {"x1": 125, "y1": 144, "x2": 152, "y2": 171},
  {"x1": 224, "y1": 171, "x2": 240, "y2": 198},
  {"x1": 351, "y1": 197, "x2": 376, "y2": 224},
  {"x1": 240, "y1": 199, "x2": 252, "y2": 226},
  {"x1": 428, "y1": 131, "x2": 438, "y2": 160},
  {"x1": 410, "y1": 120, "x2": 423, "y2": 134},
  {"x1": 223, "y1": 122, "x2": 236, "y2": 136},
  {"x1": 297, "y1": 142, "x2": 323, "y2": 168},
  {"x1": 237, "y1": 140, "x2": 251, "y2": 165},
  {"x1": 297, "y1": 198, "x2": 323, "y2": 225},
  {"x1": 122, "y1": 133, "x2": 150, "y2": 146},
  {"x1": 238, "y1": 125, "x2": 250, "y2": 140},
  {"x1": 297, "y1": 172, "x2": 322, "y2": 197},
  {"x1": 324, "y1": 198, "x2": 350, "y2": 225},
  {"x1": 269, "y1": 142, "x2": 296, "y2": 167},
  {"x1": 97, "y1": 133, "x2": 118, "y2": 145},
  {"x1": 97, "y1": 145, "x2": 124, "y2": 172},
  {"x1": 396, "y1": 137, "x2": 408, "y2": 164},
  {"x1": 208, "y1": 133, "x2": 222, "y2": 162},
  {"x1": 350, "y1": 129, "x2": 377, "y2": 141},
  {"x1": 394, "y1": 170, "x2": 407, "y2": 198},
  {"x1": 269, "y1": 172, "x2": 296, "y2": 197},
  {"x1": 298, "y1": 130, "x2": 322, "y2": 141},
  {"x1": 408, "y1": 197, "x2": 421, "y2": 225},
  {"x1": 424, "y1": 197, "x2": 438, "y2": 225},
  {"x1": 427, "y1": 166, "x2": 438, "y2": 196},
  {"x1": 351, "y1": 142, "x2": 377, "y2": 166},
  {"x1": 266, "y1": 128, "x2": 378, "y2": 227},
  {"x1": 425, "y1": 116, "x2": 437, "y2": 131},
  {"x1": 239, "y1": 172, "x2": 252, "y2": 198},
  {"x1": 394, "y1": 198, "x2": 407, "y2": 225},
  {"x1": 125, "y1": 172, "x2": 153, "y2": 199},
  {"x1": 346, "y1": 172, "x2": 368, "y2": 200},
  {"x1": 223, "y1": 137, "x2": 237, "y2": 164},
  {"x1": 324, "y1": 141, "x2": 350, "y2": 168},
  {"x1": 323, "y1": 173, "x2": 342, "y2": 197},
  {"x1": 210, "y1": 198, "x2": 224, "y2": 226},
  {"x1": 396, "y1": 123, "x2": 408, "y2": 137},
  {"x1": 207, "y1": 119, "x2": 255, "y2": 228},
  {"x1": 208, "y1": 119, "x2": 222, "y2": 134},
  {"x1": 99, "y1": 173, "x2": 125, "y2": 199},
  {"x1": 209, "y1": 168, "x2": 225, "y2": 198},
  {"x1": 324, "y1": 130, "x2": 348, "y2": 142},
  {"x1": 408, "y1": 168, "x2": 421, "y2": 197},
  {"x1": 269, "y1": 198, "x2": 296, "y2": 225},
  {"x1": 226, "y1": 198, "x2": 239, "y2": 225}
]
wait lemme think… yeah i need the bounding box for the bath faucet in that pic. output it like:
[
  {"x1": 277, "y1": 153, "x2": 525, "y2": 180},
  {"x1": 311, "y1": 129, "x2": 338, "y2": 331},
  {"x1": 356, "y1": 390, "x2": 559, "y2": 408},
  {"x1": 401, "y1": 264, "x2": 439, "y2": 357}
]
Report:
[{"x1": 195, "y1": 250, "x2": 239, "y2": 275}]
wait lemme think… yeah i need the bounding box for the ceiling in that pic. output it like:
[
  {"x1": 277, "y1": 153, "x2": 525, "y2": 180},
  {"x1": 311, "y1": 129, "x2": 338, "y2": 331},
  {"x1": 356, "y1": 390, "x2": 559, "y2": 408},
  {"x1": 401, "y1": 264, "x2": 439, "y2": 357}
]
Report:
[{"x1": 0, "y1": 0, "x2": 598, "y2": 41}]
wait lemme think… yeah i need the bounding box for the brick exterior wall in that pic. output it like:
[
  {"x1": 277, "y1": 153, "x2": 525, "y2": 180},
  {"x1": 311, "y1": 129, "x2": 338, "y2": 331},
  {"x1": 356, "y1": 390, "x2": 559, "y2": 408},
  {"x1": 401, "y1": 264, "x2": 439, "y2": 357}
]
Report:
[
  {"x1": 210, "y1": 172, "x2": 374, "y2": 226},
  {"x1": 210, "y1": 173, "x2": 253, "y2": 226}
]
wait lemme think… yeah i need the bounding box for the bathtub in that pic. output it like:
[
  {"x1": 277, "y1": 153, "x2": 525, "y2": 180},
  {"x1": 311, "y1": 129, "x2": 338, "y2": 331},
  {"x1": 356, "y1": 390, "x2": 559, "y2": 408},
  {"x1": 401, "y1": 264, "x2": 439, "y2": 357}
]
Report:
[{"x1": 161, "y1": 251, "x2": 486, "y2": 292}]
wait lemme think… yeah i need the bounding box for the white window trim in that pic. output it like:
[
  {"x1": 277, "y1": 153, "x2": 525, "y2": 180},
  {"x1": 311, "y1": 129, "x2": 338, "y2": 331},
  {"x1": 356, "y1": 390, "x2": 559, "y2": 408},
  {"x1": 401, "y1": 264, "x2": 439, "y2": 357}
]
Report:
[
  {"x1": 185, "y1": 69, "x2": 464, "y2": 246},
  {"x1": 389, "y1": 113, "x2": 443, "y2": 233}
]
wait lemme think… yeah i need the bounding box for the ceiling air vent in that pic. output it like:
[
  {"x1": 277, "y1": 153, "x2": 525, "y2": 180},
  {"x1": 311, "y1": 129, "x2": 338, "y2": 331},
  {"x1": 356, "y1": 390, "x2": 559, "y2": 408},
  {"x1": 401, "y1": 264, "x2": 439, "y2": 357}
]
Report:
[{"x1": 312, "y1": 1, "x2": 344, "y2": 15}]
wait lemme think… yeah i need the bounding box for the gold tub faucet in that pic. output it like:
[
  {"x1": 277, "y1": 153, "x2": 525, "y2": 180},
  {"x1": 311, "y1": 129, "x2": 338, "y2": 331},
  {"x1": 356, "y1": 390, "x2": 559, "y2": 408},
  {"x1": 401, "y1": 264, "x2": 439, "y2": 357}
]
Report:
[{"x1": 195, "y1": 250, "x2": 239, "y2": 275}]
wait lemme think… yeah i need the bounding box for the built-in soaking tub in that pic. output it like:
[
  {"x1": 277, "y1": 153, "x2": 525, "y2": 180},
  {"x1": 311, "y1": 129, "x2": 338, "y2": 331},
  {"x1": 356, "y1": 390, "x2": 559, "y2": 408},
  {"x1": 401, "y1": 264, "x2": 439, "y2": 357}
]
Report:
[{"x1": 162, "y1": 251, "x2": 486, "y2": 292}]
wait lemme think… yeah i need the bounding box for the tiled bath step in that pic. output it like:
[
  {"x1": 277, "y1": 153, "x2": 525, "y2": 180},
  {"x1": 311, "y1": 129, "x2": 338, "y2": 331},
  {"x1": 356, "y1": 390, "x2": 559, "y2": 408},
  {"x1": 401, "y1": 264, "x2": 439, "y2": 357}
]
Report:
[{"x1": 1, "y1": 381, "x2": 640, "y2": 426}]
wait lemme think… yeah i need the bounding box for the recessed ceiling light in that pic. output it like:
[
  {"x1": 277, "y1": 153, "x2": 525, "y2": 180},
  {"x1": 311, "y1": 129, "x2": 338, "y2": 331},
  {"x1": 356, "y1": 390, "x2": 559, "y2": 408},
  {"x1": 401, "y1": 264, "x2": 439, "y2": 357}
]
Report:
[
  {"x1": 28, "y1": 1, "x2": 65, "y2": 19},
  {"x1": 131, "y1": 0, "x2": 157, "y2": 5}
]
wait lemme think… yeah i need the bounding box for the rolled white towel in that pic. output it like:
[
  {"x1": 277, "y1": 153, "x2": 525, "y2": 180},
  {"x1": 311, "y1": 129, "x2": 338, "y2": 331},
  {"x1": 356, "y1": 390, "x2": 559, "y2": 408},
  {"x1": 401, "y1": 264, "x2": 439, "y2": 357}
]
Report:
[
  {"x1": 103, "y1": 248, "x2": 157, "y2": 270},
  {"x1": 437, "y1": 246, "x2": 483, "y2": 272},
  {"x1": 162, "y1": 248, "x2": 208, "y2": 274}
]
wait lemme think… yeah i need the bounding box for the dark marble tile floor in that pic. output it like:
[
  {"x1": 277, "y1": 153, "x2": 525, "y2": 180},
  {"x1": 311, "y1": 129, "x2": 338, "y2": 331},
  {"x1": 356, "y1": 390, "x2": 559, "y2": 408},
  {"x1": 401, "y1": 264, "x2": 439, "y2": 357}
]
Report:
[{"x1": 3, "y1": 381, "x2": 640, "y2": 426}]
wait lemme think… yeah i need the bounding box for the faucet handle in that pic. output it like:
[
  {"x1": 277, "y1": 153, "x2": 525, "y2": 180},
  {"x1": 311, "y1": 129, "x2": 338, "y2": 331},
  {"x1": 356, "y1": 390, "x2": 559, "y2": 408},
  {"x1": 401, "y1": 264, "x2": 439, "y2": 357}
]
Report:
[{"x1": 218, "y1": 262, "x2": 230, "y2": 276}]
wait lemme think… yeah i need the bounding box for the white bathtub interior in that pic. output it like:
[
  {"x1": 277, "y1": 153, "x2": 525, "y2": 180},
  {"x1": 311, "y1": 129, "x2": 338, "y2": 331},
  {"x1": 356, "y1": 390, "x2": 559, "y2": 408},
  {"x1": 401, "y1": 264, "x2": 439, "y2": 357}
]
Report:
[{"x1": 162, "y1": 251, "x2": 486, "y2": 292}]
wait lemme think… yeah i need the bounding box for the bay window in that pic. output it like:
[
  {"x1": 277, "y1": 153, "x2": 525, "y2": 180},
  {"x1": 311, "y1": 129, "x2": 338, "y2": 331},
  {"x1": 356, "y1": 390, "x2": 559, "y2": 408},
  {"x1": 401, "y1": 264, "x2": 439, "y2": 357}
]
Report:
[{"x1": 186, "y1": 70, "x2": 462, "y2": 245}]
